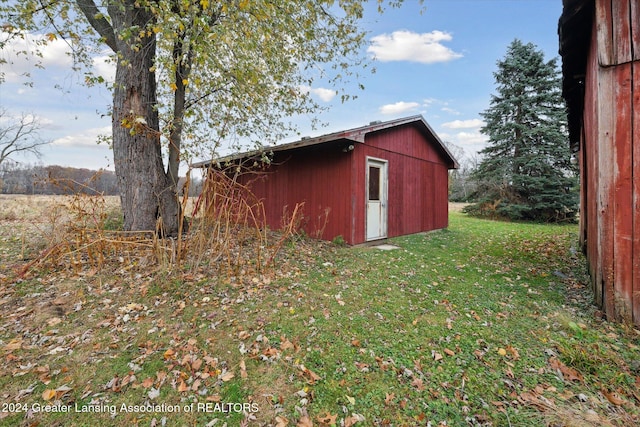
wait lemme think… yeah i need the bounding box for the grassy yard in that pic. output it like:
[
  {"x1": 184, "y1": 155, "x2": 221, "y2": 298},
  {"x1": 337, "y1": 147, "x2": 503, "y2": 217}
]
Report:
[{"x1": 0, "y1": 196, "x2": 638, "y2": 426}]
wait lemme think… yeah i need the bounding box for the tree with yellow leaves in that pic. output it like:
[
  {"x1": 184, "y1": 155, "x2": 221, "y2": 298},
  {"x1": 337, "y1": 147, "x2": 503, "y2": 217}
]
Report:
[{"x1": 1, "y1": 0, "x2": 418, "y2": 235}]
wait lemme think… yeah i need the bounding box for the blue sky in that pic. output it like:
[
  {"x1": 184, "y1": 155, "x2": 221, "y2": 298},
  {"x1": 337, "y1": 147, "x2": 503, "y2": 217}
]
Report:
[{"x1": 1, "y1": 0, "x2": 564, "y2": 171}]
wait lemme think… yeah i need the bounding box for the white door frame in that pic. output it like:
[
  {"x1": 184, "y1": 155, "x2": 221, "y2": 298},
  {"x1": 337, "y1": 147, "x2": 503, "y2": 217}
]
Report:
[{"x1": 366, "y1": 157, "x2": 388, "y2": 241}]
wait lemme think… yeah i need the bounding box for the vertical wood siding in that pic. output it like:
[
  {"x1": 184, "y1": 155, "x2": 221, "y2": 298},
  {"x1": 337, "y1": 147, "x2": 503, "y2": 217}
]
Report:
[
  {"x1": 241, "y1": 143, "x2": 354, "y2": 243},
  {"x1": 581, "y1": 0, "x2": 640, "y2": 324},
  {"x1": 232, "y1": 123, "x2": 452, "y2": 246},
  {"x1": 362, "y1": 126, "x2": 450, "y2": 240}
]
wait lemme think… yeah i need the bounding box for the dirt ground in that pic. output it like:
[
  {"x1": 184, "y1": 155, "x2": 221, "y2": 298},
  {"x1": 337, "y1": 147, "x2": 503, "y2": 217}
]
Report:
[{"x1": 448, "y1": 202, "x2": 468, "y2": 212}]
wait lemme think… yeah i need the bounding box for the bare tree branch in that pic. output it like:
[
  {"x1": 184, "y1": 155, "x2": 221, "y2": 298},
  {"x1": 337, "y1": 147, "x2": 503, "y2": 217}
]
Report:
[
  {"x1": 0, "y1": 109, "x2": 52, "y2": 166},
  {"x1": 75, "y1": 0, "x2": 118, "y2": 53}
]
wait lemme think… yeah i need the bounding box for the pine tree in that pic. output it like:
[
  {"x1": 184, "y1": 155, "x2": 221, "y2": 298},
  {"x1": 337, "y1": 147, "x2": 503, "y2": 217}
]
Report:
[{"x1": 466, "y1": 39, "x2": 578, "y2": 222}]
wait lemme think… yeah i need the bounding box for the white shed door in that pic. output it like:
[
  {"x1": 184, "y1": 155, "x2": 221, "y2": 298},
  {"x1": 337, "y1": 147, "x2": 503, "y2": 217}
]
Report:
[{"x1": 366, "y1": 158, "x2": 388, "y2": 241}]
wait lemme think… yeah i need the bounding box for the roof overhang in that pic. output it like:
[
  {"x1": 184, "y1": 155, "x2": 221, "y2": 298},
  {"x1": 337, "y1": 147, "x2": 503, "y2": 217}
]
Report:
[
  {"x1": 558, "y1": 0, "x2": 594, "y2": 150},
  {"x1": 193, "y1": 115, "x2": 459, "y2": 169}
]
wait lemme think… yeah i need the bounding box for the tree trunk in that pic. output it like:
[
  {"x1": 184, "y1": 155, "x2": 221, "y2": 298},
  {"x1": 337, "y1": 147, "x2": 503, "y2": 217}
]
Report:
[{"x1": 110, "y1": 1, "x2": 181, "y2": 236}]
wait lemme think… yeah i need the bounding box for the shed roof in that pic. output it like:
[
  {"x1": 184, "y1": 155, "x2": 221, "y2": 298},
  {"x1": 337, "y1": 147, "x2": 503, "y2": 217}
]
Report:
[
  {"x1": 194, "y1": 115, "x2": 459, "y2": 169},
  {"x1": 558, "y1": 0, "x2": 594, "y2": 149}
]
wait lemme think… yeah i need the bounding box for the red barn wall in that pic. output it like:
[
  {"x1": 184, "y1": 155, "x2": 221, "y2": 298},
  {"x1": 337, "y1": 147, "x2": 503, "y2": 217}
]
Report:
[
  {"x1": 580, "y1": 0, "x2": 640, "y2": 325},
  {"x1": 241, "y1": 142, "x2": 354, "y2": 243},
  {"x1": 230, "y1": 123, "x2": 452, "y2": 246},
  {"x1": 356, "y1": 126, "x2": 450, "y2": 243}
]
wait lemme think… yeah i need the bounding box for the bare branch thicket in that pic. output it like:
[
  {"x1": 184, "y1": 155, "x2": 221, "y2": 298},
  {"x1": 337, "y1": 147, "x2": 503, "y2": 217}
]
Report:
[{"x1": 0, "y1": 108, "x2": 52, "y2": 167}]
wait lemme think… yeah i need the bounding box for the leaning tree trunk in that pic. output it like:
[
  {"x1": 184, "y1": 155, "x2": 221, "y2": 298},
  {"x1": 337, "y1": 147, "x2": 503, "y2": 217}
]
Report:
[{"x1": 110, "y1": 2, "x2": 181, "y2": 236}]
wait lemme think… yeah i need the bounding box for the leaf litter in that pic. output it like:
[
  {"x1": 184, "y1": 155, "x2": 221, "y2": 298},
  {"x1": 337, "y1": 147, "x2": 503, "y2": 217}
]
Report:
[{"x1": 0, "y1": 198, "x2": 639, "y2": 426}]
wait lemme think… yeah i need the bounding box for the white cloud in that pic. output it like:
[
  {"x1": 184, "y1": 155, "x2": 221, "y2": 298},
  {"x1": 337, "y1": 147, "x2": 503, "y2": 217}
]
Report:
[
  {"x1": 0, "y1": 112, "x2": 57, "y2": 133},
  {"x1": 1, "y1": 31, "x2": 73, "y2": 82},
  {"x1": 422, "y1": 98, "x2": 436, "y2": 109},
  {"x1": 368, "y1": 30, "x2": 463, "y2": 64},
  {"x1": 52, "y1": 126, "x2": 111, "y2": 148},
  {"x1": 92, "y1": 55, "x2": 116, "y2": 83},
  {"x1": 310, "y1": 87, "x2": 336, "y2": 102},
  {"x1": 455, "y1": 131, "x2": 487, "y2": 145},
  {"x1": 2, "y1": 31, "x2": 114, "y2": 85},
  {"x1": 442, "y1": 119, "x2": 485, "y2": 129},
  {"x1": 420, "y1": 98, "x2": 460, "y2": 115},
  {"x1": 440, "y1": 107, "x2": 461, "y2": 116},
  {"x1": 379, "y1": 101, "x2": 421, "y2": 115},
  {"x1": 299, "y1": 85, "x2": 336, "y2": 102},
  {"x1": 439, "y1": 130, "x2": 487, "y2": 146},
  {"x1": 438, "y1": 118, "x2": 487, "y2": 153}
]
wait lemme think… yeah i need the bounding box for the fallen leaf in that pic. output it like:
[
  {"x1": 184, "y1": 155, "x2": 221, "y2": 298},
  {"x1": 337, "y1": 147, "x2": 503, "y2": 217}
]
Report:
[
  {"x1": 142, "y1": 377, "x2": 154, "y2": 388},
  {"x1": 263, "y1": 347, "x2": 279, "y2": 357},
  {"x1": 517, "y1": 390, "x2": 555, "y2": 411},
  {"x1": 105, "y1": 376, "x2": 121, "y2": 392},
  {"x1": 55, "y1": 384, "x2": 72, "y2": 399},
  {"x1": 549, "y1": 357, "x2": 583, "y2": 382},
  {"x1": 42, "y1": 389, "x2": 56, "y2": 401},
  {"x1": 317, "y1": 412, "x2": 337, "y2": 425},
  {"x1": 296, "y1": 415, "x2": 313, "y2": 427},
  {"x1": 497, "y1": 348, "x2": 507, "y2": 356},
  {"x1": 432, "y1": 351, "x2": 443, "y2": 362},
  {"x1": 120, "y1": 374, "x2": 135, "y2": 388},
  {"x1": 274, "y1": 416, "x2": 289, "y2": 427},
  {"x1": 280, "y1": 338, "x2": 295, "y2": 351},
  {"x1": 345, "y1": 414, "x2": 365, "y2": 426},
  {"x1": 444, "y1": 348, "x2": 455, "y2": 356},
  {"x1": 148, "y1": 387, "x2": 160, "y2": 399},
  {"x1": 355, "y1": 362, "x2": 369, "y2": 372},
  {"x1": 5, "y1": 338, "x2": 22, "y2": 351},
  {"x1": 47, "y1": 317, "x2": 62, "y2": 326},
  {"x1": 177, "y1": 380, "x2": 189, "y2": 392},
  {"x1": 505, "y1": 367, "x2": 515, "y2": 379},
  {"x1": 411, "y1": 377, "x2": 425, "y2": 391},
  {"x1": 601, "y1": 389, "x2": 625, "y2": 406},
  {"x1": 219, "y1": 371, "x2": 234, "y2": 382},
  {"x1": 385, "y1": 392, "x2": 395, "y2": 405},
  {"x1": 191, "y1": 358, "x2": 203, "y2": 371},
  {"x1": 240, "y1": 359, "x2": 248, "y2": 379},
  {"x1": 491, "y1": 401, "x2": 507, "y2": 414},
  {"x1": 506, "y1": 345, "x2": 520, "y2": 360},
  {"x1": 300, "y1": 365, "x2": 321, "y2": 384}
]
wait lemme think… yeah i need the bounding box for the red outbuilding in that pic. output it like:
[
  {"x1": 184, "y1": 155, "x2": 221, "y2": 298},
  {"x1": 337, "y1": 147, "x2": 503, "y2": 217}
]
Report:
[
  {"x1": 197, "y1": 115, "x2": 458, "y2": 245},
  {"x1": 559, "y1": 0, "x2": 640, "y2": 325}
]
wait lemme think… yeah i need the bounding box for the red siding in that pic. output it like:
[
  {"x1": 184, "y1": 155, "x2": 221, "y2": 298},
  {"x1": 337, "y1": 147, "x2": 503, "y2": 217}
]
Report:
[
  {"x1": 363, "y1": 126, "x2": 450, "y2": 236},
  {"x1": 228, "y1": 122, "x2": 453, "y2": 245},
  {"x1": 241, "y1": 142, "x2": 353, "y2": 243},
  {"x1": 579, "y1": 0, "x2": 640, "y2": 324},
  {"x1": 355, "y1": 126, "x2": 450, "y2": 243}
]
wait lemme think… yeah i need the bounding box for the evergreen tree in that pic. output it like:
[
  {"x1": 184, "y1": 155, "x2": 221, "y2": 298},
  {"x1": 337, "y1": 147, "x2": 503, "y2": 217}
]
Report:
[{"x1": 466, "y1": 39, "x2": 578, "y2": 222}]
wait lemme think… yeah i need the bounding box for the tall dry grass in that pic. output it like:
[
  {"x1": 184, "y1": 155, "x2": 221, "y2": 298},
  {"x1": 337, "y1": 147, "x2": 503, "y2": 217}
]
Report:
[{"x1": 10, "y1": 167, "x2": 305, "y2": 280}]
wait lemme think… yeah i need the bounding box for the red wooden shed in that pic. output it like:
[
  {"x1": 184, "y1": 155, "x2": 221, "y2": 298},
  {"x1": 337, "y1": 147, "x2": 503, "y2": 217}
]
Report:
[
  {"x1": 197, "y1": 115, "x2": 458, "y2": 245},
  {"x1": 559, "y1": 0, "x2": 640, "y2": 325}
]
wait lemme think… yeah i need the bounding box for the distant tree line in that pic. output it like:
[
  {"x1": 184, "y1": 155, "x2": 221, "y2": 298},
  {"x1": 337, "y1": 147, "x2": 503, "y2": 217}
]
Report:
[
  {"x1": 0, "y1": 161, "x2": 202, "y2": 196},
  {"x1": 0, "y1": 162, "x2": 119, "y2": 195},
  {"x1": 448, "y1": 153, "x2": 479, "y2": 204}
]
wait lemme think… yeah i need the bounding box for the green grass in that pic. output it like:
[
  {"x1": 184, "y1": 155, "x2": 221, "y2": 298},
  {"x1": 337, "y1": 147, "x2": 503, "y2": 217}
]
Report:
[{"x1": 1, "y1": 212, "x2": 639, "y2": 426}]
